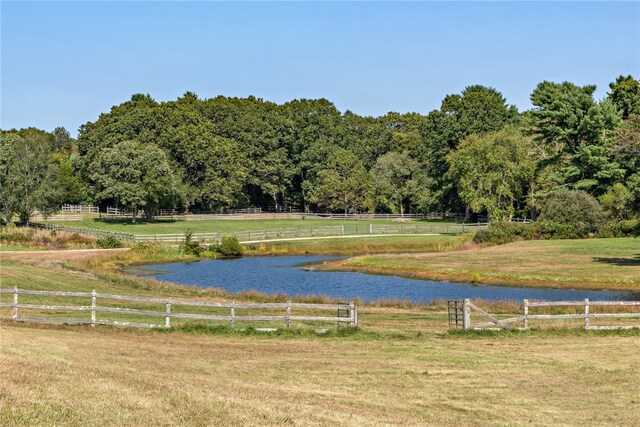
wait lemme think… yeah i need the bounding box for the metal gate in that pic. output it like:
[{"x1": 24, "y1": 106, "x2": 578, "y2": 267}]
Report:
[{"x1": 448, "y1": 300, "x2": 464, "y2": 329}]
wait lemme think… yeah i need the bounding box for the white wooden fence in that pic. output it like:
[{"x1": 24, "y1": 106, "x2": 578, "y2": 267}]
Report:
[
  {"x1": 61, "y1": 204, "x2": 99, "y2": 214},
  {"x1": 460, "y1": 298, "x2": 640, "y2": 331},
  {"x1": 0, "y1": 287, "x2": 358, "y2": 329},
  {"x1": 132, "y1": 223, "x2": 488, "y2": 243}
]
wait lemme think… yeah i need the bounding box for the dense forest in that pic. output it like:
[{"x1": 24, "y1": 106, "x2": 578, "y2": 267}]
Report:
[{"x1": 1, "y1": 75, "x2": 639, "y2": 224}]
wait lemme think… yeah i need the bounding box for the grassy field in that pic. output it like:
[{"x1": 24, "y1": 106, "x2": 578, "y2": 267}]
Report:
[
  {"x1": 48, "y1": 218, "x2": 397, "y2": 234},
  {"x1": 3, "y1": 322, "x2": 640, "y2": 426},
  {"x1": 2, "y1": 242, "x2": 640, "y2": 425},
  {"x1": 331, "y1": 238, "x2": 640, "y2": 290},
  {"x1": 47, "y1": 217, "x2": 467, "y2": 235}
]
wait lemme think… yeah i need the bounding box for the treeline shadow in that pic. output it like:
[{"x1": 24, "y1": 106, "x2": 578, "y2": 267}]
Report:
[{"x1": 592, "y1": 254, "x2": 640, "y2": 266}]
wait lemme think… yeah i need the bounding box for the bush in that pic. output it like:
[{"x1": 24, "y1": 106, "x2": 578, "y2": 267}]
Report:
[
  {"x1": 209, "y1": 235, "x2": 243, "y2": 256},
  {"x1": 473, "y1": 222, "x2": 528, "y2": 245},
  {"x1": 96, "y1": 235, "x2": 123, "y2": 248},
  {"x1": 473, "y1": 220, "x2": 586, "y2": 245},
  {"x1": 538, "y1": 189, "x2": 604, "y2": 234},
  {"x1": 596, "y1": 219, "x2": 640, "y2": 238},
  {"x1": 180, "y1": 228, "x2": 201, "y2": 257}
]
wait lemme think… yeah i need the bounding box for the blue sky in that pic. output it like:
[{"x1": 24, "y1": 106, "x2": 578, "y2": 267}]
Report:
[{"x1": 2, "y1": 1, "x2": 639, "y2": 135}]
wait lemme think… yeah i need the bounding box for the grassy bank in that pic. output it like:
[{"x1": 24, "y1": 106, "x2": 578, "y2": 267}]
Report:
[
  {"x1": 330, "y1": 238, "x2": 640, "y2": 291},
  {"x1": 243, "y1": 234, "x2": 466, "y2": 255}
]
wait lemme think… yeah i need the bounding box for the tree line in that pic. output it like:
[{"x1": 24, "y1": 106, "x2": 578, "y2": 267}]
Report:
[{"x1": 1, "y1": 75, "x2": 639, "y2": 224}]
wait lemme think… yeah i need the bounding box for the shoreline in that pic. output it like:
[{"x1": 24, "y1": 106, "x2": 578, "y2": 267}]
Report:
[
  {"x1": 319, "y1": 259, "x2": 640, "y2": 293},
  {"x1": 2, "y1": 239, "x2": 638, "y2": 294}
]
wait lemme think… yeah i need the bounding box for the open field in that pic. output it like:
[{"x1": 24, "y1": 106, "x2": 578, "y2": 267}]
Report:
[
  {"x1": 2, "y1": 323, "x2": 640, "y2": 426},
  {"x1": 46, "y1": 218, "x2": 469, "y2": 235},
  {"x1": 331, "y1": 238, "x2": 640, "y2": 291},
  {"x1": 1, "y1": 241, "x2": 640, "y2": 425}
]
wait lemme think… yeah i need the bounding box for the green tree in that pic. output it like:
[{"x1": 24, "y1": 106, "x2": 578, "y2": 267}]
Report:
[
  {"x1": 371, "y1": 151, "x2": 430, "y2": 216},
  {"x1": 309, "y1": 148, "x2": 372, "y2": 214},
  {"x1": 608, "y1": 75, "x2": 640, "y2": 119},
  {"x1": 529, "y1": 81, "x2": 623, "y2": 193},
  {"x1": 0, "y1": 133, "x2": 61, "y2": 225},
  {"x1": 89, "y1": 140, "x2": 177, "y2": 221},
  {"x1": 447, "y1": 126, "x2": 537, "y2": 221},
  {"x1": 423, "y1": 85, "x2": 519, "y2": 211}
]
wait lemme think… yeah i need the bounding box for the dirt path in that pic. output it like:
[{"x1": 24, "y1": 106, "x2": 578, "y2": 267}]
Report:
[{"x1": 0, "y1": 248, "x2": 130, "y2": 261}]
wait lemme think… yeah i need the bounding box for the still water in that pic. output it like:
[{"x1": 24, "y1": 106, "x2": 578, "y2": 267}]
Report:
[{"x1": 138, "y1": 256, "x2": 634, "y2": 303}]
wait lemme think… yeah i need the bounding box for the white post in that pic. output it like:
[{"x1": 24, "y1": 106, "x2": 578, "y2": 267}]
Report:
[
  {"x1": 369, "y1": 224, "x2": 373, "y2": 234},
  {"x1": 165, "y1": 299, "x2": 172, "y2": 328},
  {"x1": 341, "y1": 225, "x2": 345, "y2": 235},
  {"x1": 523, "y1": 299, "x2": 529, "y2": 329},
  {"x1": 353, "y1": 302, "x2": 358, "y2": 328},
  {"x1": 230, "y1": 305, "x2": 236, "y2": 329},
  {"x1": 462, "y1": 299, "x2": 471, "y2": 330},
  {"x1": 12, "y1": 286, "x2": 18, "y2": 321},
  {"x1": 584, "y1": 298, "x2": 590, "y2": 330},
  {"x1": 91, "y1": 289, "x2": 96, "y2": 327},
  {"x1": 285, "y1": 300, "x2": 291, "y2": 328}
]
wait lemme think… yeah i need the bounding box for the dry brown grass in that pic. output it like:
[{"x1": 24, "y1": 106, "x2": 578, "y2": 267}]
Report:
[
  {"x1": 333, "y1": 238, "x2": 640, "y2": 291},
  {"x1": 1, "y1": 323, "x2": 639, "y2": 426}
]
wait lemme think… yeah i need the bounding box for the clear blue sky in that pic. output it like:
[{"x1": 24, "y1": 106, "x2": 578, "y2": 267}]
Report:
[{"x1": 2, "y1": 1, "x2": 639, "y2": 136}]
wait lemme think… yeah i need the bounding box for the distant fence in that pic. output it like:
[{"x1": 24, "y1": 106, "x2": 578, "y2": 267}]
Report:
[
  {"x1": 132, "y1": 223, "x2": 488, "y2": 243},
  {"x1": 31, "y1": 221, "x2": 487, "y2": 244},
  {"x1": 36, "y1": 206, "x2": 495, "y2": 223},
  {"x1": 32, "y1": 222, "x2": 135, "y2": 241},
  {"x1": 0, "y1": 287, "x2": 358, "y2": 329},
  {"x1": 61, "y1": 204, "x2": 99, "y2": 214},
  {"x1": 452, "y1": 299, "x2": 640, "y2": 331}
]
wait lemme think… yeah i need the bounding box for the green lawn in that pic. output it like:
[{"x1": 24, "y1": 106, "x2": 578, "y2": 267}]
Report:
[
  {"x1": 335, "y1": 237, "x2": 640, "y2": 290},
  {"x1": 47, "y1": 218, "x2": 466, "y2": 235}
]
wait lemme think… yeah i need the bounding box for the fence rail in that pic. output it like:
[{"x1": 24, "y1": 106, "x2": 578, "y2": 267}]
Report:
[
  {"x1": 61, "y1": 204, "x2": 99, "y2": 214},
  {"x1": 131, "y1": 223, "x2": 489, "y2": 243},
  {"x1": 458, "y1": 298, "x2": 640, "y2": 331},
  {"x1": 32, "y1": 222, "x2": 135, "y2": 241},
  {"x1": 0, "y1": 287, "x2": 358, "y2": 330}
]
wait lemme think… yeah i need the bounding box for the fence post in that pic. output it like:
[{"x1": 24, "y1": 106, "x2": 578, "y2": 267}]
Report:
[
  {"x1": 13, "y1": 286, "x2": 18, "y2": 321},
  {"x1": 162, "y1": 299, "x2": 170, "y2": 328},
  {"x1": 523, "y1": 299, "x2": 529, "y2": 329},
  {"x1": 369, "y1": 224, "x2": 373, "y2": 234},
  {"x1": 352, "y1": 302, "x2": 358, "y2": 328},
  {"x1": 462, "y1": 299, "x2": 471, "y2": 330},
  {"x1": 91, "y1": 289, "x2": 97, "y2": 327},
  {"x1": 341, "y1": 225, "x2": 344, "y2": 235},
  {"x1": 230, "y1": 304, "x2": 236, "y2": 329},
  {"x1": 584, "y1": 298, "x2": 590, "y2": 330},
  {"x1": 285, "y1": 300, "x2": 291, "y2": 328}
]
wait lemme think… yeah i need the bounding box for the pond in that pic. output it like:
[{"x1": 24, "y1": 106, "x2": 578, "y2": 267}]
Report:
[{"x1": 137, "y1": 256, "x2": 635, "y2": 303}]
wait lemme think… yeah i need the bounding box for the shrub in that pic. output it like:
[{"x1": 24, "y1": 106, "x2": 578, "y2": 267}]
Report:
[
  {"x1": 209, "y1": 235, "x2": 243, "y2": 256},
  {"x1": 596, "y1": 219, "x2": 640, "y2": 238},
  {"x1": 180, "y1": 228, "x2": 201, "y2": 257},
  {"x1": 538, "y1": 189, "x2": 604, "y2": 234},
  {"x1": 473, "y1": 220, "x2": 585, "y2": 245},
  {"x1": 96, "y1": 235, "x2": 123, "y2": 248}
]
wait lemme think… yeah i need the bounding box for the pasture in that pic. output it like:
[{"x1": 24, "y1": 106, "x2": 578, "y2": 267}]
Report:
[
  {"x1": 46, "y1": 217, "x2": 471, "y2": 236},
  {"x1": 2, "y1": 239, "x2": 640, "y2": 426},
  {"x1": 334, "y1": 238, "x2": 640, "y2": 291},
  {"x1": 3, "y1": 320, "x2": 640, "y2": 426}
]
